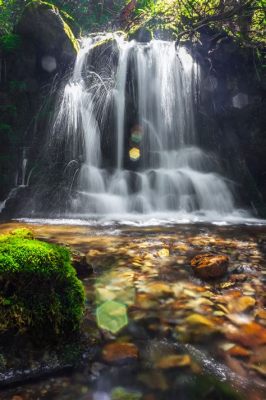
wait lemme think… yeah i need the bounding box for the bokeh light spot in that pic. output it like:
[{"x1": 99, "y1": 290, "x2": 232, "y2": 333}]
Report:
[
  {"x1": 158, "y1": 248, "x2": 170, "y2": 257},
  {"x1": 96, "y1": 300, "x2": 128, "y2": 334},
  {"x1": 41, "y1": 55, "x2": 57, "y2": 73},
  {"x1": 130, "y1": 125, "x2": 143, "y2": 144},
  {"x1": 129, "y1": 147, "x2": 140, "y2": 161}
]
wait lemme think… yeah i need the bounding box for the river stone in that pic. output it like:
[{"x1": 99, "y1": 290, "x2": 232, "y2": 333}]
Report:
[{"x1": 190, "y1": 253, "x2": 229, "y2": 279}]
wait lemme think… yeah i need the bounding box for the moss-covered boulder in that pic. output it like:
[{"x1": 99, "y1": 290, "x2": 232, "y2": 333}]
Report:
[
  {"x1": 16, "y1": 0, "x2": 79, "y2": 72},
  {"x1": 0, "y1": 228, "x2": 85, "y2": 341},
  {"x1": 128, "y1": 26, "x2": 153, "y2": 42}
]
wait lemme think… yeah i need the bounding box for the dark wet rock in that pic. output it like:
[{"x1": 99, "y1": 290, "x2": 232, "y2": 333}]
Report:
[
  {"x1": 0, "y1": 2, "x2": 79, "y2": 205},
  {"x1": 230, "y1": 274, "x2": 248, "y2": 283},
  {"x1": 0, "y1": 355, "x2": 73, "y2": 388},
  {"x1": 191, "y1": 253, "x2": 229, "y2": 279},
  {"x1": 71, "y1": 250, "x2": 93, "y2": 278},
  {"x1": 84, "y1": 36, "x2": 120, "y2": 84}
]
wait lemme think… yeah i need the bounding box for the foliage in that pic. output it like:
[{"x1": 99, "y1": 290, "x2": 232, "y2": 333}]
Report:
[
  {"x1": 131, "y1": 0, "x2": 266, "y2": 48},
  {"x1": 1, "y1": 0, "x2": 264, "y2": 43},
  {"x1": 0, "y1": 229, "x2": 85, "y2": 341},
  {"x1": 0, "y1": 0, "x2": 130, "y2": 34},
  {"x1": 50, "y1": 0, "x2": 129, "y2": 32},
  {"x1": 0, "y1": 0, "x2": 26, "y2": 35},
  {"x1": 0, "y1": 33, "x2": 21, "y2": 52}
]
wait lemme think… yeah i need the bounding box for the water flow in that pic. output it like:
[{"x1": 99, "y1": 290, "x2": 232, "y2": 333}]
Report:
[
  {"x1": 115, "y1": 37, "x2": 134, "y2": 169},
  {"x1": 49, "y1": 36, "x2": 242, "y2": 219}
]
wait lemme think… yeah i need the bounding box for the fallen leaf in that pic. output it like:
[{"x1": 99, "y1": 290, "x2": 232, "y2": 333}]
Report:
[
  {"x1": 142, "y1": 282, "x2": 172, "y2": 296},
  {"x1": 227, "y1": 345, "x2": 251, "y2": 357},
  {"x1": 185, "y1": 314, "x2": 215, "y2": 328},
  {"x1": 250, "y1": 364, "x2": 266, "y2": 377},
  {"x1": 256, "y1": 309, "x2": 266, "y2": 320},
  {"x1": 225, "y1": 322, "x2": 266, "y2": 347},
  {"x1": 155, "y1": 354, "x2": 191, "y2": 369},
  {"x1": 228, "y1": 296, "x2": 256, "y2": 313}
]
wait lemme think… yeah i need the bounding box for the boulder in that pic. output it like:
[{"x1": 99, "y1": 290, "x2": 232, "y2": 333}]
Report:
[
  {"x1": 16, "y1": 0, "x2": 79, "y2": 72},
  {"x1": 190, "y1": 253, "x2": 229, "y2": 279}
]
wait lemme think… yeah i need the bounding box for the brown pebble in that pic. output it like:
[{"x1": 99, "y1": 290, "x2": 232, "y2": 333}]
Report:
[{"x1": 102, "y1": 342, "x2": 138, "y2": 363}]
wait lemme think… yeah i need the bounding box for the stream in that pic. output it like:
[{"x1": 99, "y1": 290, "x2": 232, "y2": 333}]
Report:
[{"x1": 0, "y1": 219, "x2": 265, "y2": 400}]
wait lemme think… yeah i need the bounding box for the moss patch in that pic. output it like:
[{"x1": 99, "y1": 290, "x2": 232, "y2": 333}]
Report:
[
  {"x1": 62, "y1": 19, "x2": 79, "y2": 53},
  {"x1": 0, "y1": 229, "x2": 85, "y2": 341}
]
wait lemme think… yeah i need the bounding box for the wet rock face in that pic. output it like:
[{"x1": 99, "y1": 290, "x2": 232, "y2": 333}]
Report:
[
  {"x1": 0, "y1": 1, "x2": 79, "y2": 204},
  {"x1": 194, "y1": 32, "x2": 266, "y2": 216},
  {"x1": 191, "y1": 253, "x2": 229, "y2": 279}
]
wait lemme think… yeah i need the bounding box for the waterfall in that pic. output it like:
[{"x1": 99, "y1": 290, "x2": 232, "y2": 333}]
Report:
[{"x1": 45, "y1": 34, "x2": 245, "y2": 219}]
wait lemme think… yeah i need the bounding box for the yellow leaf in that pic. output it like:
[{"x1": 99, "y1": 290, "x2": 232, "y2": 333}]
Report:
[
  {"x1": 250, "y1": 364, "x2": 266, "y2": 377},
  {"x1": 142, "y1": 282, "x2": 172, "y2": 295},
  {"x1": 228, "y1": 296, "x2": 255, "y2": 313},
  {"x1": 155, "y1": 354, "x2": 191, "y2": 369},
  {"x1": 186, "y1": 314, "x2": 214, "y2": 327}
]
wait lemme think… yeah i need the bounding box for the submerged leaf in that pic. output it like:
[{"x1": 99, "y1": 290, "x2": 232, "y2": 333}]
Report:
[
  {"x1": 228, "y1": 296, "x2": 255, "y2": 313},
  {"x1": 186, "y1": 314, "x2": 215, "y2": 328},
  {"x1": 155, "y1": 354, "x2": 191, "y2": 369}
]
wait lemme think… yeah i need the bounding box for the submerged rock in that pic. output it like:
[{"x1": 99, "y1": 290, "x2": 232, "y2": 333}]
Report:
[
  {"x1": 102, "y1": 342, "x2": 138, "y2": 364},
  {"x1": 190, "y1": 253, "x2": 229, "y2": 279},
  {"x1": 71, "y1": 250, "x2": 92, "y2": 278}
]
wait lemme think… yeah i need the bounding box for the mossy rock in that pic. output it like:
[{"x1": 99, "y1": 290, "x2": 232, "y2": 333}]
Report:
[
  {"x1": 16, "y1": 0, "x2": 79, "y2": 71},
  {"x1": 0, "y1": 229, "x2": 85, "y2": 341},
  {"x1": 128, "y1": 26, "x2": 153, "y2": 42}
]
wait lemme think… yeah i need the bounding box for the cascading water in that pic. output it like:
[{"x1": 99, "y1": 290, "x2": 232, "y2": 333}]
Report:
[{"x1": 48, "y1": 34, "x2": 245, "y2": 219}]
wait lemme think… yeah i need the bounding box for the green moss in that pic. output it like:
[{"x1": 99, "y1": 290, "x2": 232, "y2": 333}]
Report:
[
  {"x1": 111, "y1": 387, "x2": 142, "y2": 400},
  {"x1": 62, "y1": 19, "x2": 79, "y2": 53},
  {"x1": 9, "y1": 228, "x2": 34, "y2": 239},
  {"x1": 0, "y1": 229, "x2": 85, "y2": 341},
  {"x1": 128, "y1": 25, "x2": 153, "y2": 42},
  {"x1": 91, "y1": 32, "x2": 126, "y2": 50},
  {"x1": 128, "y1": 17, "x2": 178, "y2": 42}
]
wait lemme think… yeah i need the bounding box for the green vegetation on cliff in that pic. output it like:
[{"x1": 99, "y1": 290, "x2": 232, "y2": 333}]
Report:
[
  {"x1": 128, "y1": 0, "x2": 266, "y2": 48},
  {"x1": 0, "y1": 228, "x2": 85, "y2": 341},
  {"x1": 1, "y1": 1, "x2": 265, "y2": 46}
]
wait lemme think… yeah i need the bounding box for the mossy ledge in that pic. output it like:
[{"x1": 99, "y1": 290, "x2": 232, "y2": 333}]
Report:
[{"x1": 0, "y1": 228, "x2": 85, "y2": 341}]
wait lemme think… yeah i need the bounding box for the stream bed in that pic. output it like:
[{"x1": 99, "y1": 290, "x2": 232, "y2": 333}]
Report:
[{"x1": 0, "y1": 219, "x2": 265, "y2": 400}]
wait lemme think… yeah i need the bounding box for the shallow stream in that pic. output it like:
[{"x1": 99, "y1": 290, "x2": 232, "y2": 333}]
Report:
[{"x1": 0, "y1": 219, "x2": 265, "y2": 400}]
